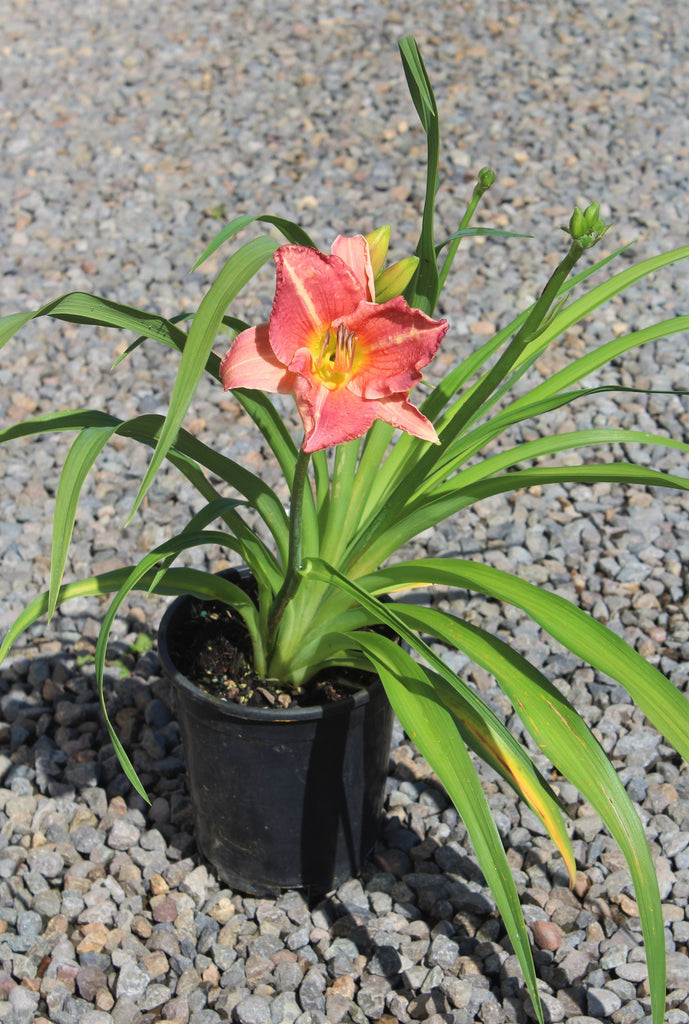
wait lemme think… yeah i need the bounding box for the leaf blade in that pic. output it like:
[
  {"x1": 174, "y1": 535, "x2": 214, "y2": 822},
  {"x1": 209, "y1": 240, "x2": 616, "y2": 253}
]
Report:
[
  {"x1": 129, "y1": 236, "x2": 278, "y2": 520},
  {"x1": 49, "y1": 425, "x2": 120, "y2": 617},
  {"x1": 353, "y1": 632, "x2": 544, "y2": 1024}
]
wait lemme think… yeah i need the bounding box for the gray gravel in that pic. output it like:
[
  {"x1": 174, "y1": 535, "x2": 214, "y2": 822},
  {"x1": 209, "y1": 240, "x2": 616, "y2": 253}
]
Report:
[{"x1": 2, "y1": 1, "x2": 689, "y2": 1023}]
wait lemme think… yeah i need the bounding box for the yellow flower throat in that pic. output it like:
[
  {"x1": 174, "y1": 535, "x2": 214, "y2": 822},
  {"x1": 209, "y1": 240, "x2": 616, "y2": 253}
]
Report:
[{"x1": 316, "y1": 324, "x2": 358, "y2": 388}]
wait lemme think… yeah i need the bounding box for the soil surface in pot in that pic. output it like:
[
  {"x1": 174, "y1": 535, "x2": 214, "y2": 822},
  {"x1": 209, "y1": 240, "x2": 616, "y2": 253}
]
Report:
[{"x1": 168, "y1": 594, "x2": 378, "y2": 710}]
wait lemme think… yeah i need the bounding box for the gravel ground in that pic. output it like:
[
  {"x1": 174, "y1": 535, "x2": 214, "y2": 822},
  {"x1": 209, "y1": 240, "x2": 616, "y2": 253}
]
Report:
[{"x1": 2, "y1": 1, "x2": 689, "y2": 1023}]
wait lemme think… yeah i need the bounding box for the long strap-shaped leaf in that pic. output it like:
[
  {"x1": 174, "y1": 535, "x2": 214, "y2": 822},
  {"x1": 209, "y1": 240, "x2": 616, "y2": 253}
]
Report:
[
  {"x1": 368, "y1": 245, "x2": 639, "y2": 518},
  {"x1": 0, "y1": 565, "x2": 264, "y2": 801},
  {"x1": 3, "y1": 290, "x2": 302, "y2": 482},
  {"x1": 0, "y1": 292, "x2": 188, "y2": 354},
  {"x1": 0, "y1": 287, "x2": 303, "y2": 543},
  {"x1": 192, "y1": 213, "x2": 316, "y2": 271},
  {"x1": 421, "y1": 243, "x2": 633, "y2": 427},
  {"x1": 129, "y1": 236, "x2": 278, "y2": 520},
  {"x1": 425, "y1": 426, "x2": 689, "y2": 497},
  {"x1": 0, "y1": 409, "x2": 290, "y2": 562},
  {"x1": 49, "y1": 426, "x2": 119, "y2": 617},
  {"x1": 377, "y1": 246, "x2": 689, "y2": 525},
  {"x1": 49, "y1": 427, "x2": 263, "y2": 619},
  {"x1": 392, "y1": 602, "x2": 666, "y2": 1024},
  {"x1": 509, "y1": 315, "x2": 689, "y2": 418},
  {"x1": 94, "y1": 529, "x2": 263, "y2": 693},
  {"x1": 363, "y1": 559, "x2": 689, "y2": 765},
  {"x1": 509, "y1": 243, "x2": 689, "y2": 375},
  {"x1": 299, "y1": 559, "x2": 571, "y2": 869},
  {"x1": 110, "y1": 311, "x2": 248, "y2": 370},
  {"x1": 121, "y1": 417, "x2": 290, "y2": 559},
  {"x1": 456, "y1": 245, "x2": 689, "y2": 438},
  {"x1": 351, "y1": 632, "x2": 544, "y2": 1024},
  {"x1": 95, "y1": 541, "x2": 262, "y2": 799},
  {"x1": 399, "y1": 36, "x2": 440, "y2": 315},
  {"x1": 0, "y1": 566, "x2": 255, "y2": 665},
  {"x1": 427, "y1": 370, "x2": 689, "y2": 495},
  {"x1": 349, "y1": 462, "x2": 689, "y2": 577},
  {"x1": 144, "y1": 497, "x2": 281, "y2": 597}
]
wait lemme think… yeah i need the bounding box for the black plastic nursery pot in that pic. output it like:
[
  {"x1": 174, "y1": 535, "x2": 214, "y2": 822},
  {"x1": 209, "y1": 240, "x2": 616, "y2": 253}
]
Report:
[{"x1": 157, "y1": 571, "x2": 394, "y2": 897}]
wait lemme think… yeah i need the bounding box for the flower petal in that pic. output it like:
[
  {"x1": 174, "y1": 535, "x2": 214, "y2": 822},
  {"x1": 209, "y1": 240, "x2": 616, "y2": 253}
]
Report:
[
  {"x1": 269, "y1": 245, "x2": 366, "y2": 366},
  {"x1": 291, "y1": 372, "x2": 379, "y2": 453},
  {"x1": 343, "y1": 296, "x2": 448, "y2": 399},
  {"x1": 289, "y1": 351, "x2": 439, "y2": 452},
  {"x1": 331, "y1": 234, "x2": 375, "y2": 301},
  {"x1": 220, "y1": 324, "x2": 296, "y2": 394},
  {"x1": 370, "y1": 393, "x2": 439, "y2": 444}
]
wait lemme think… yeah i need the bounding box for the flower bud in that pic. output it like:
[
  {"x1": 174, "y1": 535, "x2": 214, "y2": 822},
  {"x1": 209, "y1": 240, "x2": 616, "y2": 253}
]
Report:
[
  {"x1": 365, "y1": 225, "x2": 391, "y2": 278},
  {"x1": 478, "y1": 167, "x2": 496, "y2": 189},
  {"x1": 568, "y1": 206, "x2": 586, "y2": 239},
  {"x1": 374, "y1": 256, "x2": 419, "y2": 302},
  {"x1": 583, "y1": 201, "x2": 600, "y2": 230},
  {"x1": 562, "y1": 201, "x2": 610, "y2": 250}
]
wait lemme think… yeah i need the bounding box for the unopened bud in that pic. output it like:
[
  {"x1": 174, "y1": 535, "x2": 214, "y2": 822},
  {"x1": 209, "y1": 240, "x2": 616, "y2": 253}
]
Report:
[
  {"x1": 365, "y1": 225, "x2": 391, "y2": 278},
  {"x1": 583, "y1": 201, "x2": 600, "y2": 230},
  {"x1": 568, "y1": 206, "x2": 586, "y2": 239},
  {"x1": 562, "y1": 201, "x2": 610, "y2": 250},
  {"x1": 374, "y1": 256, "x2": 419, "y2": 302},
  {"x1": 478, "y1": 166, "x2": 496, "y2": 189}
]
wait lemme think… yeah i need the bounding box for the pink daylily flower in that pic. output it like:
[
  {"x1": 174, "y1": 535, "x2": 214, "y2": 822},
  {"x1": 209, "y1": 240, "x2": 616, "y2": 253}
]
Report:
[{"x1": 220, "y1": 234, "x2": 448, "y2": 453}]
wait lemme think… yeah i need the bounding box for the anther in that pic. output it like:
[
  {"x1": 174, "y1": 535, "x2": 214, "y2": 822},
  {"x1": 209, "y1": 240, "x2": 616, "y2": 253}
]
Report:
[{"x1": 334, "y1": 324, "x2": 357, "y2": 373}]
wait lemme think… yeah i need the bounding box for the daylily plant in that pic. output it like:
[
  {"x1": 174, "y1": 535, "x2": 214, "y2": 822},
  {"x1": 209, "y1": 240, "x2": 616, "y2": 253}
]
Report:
[{"x1": 1, "y1": 37, "x2": 689, "y2": 1024}]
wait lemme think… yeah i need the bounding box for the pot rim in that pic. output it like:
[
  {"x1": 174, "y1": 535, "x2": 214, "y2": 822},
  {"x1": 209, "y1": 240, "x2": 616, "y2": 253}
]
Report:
[{"x1": 157, "y1": 583, "x2": 383, "y2": 723}]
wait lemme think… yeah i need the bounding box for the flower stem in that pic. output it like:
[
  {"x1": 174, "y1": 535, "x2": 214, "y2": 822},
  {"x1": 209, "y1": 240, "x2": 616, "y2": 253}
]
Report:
[
  {"x1": 442, "y1": 237, "x2": 586, "y2": 436},
  {"x1": 437, "y1": 167, "x2": 496, "y2": 296},
  {"x1": 267, "y1": 446, "x2": 311, "y2": 653}
]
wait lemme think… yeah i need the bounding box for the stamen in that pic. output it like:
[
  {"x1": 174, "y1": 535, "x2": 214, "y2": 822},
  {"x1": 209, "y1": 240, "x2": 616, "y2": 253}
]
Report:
[
  {"x1": 316, "y1": 323, "x2": 358, "y2": 384},
  {"x1": 334, "y1": 324, "x2": 357, "y2": 373}
]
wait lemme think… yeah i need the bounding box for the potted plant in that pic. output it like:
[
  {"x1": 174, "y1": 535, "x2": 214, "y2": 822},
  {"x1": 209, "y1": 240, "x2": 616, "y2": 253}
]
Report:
[{"x1": 1, "y1": 37, "x2": 688, "y2": 1024}]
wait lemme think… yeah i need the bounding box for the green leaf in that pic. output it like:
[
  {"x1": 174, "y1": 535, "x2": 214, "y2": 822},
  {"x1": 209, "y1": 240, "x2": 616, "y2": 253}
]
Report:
[
  {"x1": 391, "y1": 600, "x2": 666, "y2": 1024},
  {"x1": 366, "y1": 559, "x2": 689, "y2": 767},
  {"x1": 94, "y1": 529, "x2": 262, "y2": 695},
  {"x1": 93, "y1": 541, "x2": 263, "y2": 797},
  {"x1": 411, "y1": 243, "x2": 673, "y2": 493},
  {"x1": 508, "y1": 316, "x2": 689, "y2": 420},
  {"x1": 144, "y1": 496, "x2": 280, "y2": 597},
  {"x1": 399, "y1": 37, "x2": 440, "y2": 314},
  {"x1": 230, "y1": 387, "x2": 299, "y2": 482},
  {"x1": 352, "y1": 632, "x2": 544, "y2": 1024},
  {"x1": 510, "y1": 243, "x2": 689, "y2": 374},
  {"x1": 165, "y1": 425, "x2": 290, "y2": 562},
  {"x1": 398, "y1": 36, "x2": 437, "y2": 131},
  {"x1": 192, "y1": 214, "x2": 315, "y2": 271},
  {"x1": 318, "y1": 439, "x2": 362, "y2": 565},
  {"x1": 349, "y1": 458, "x2": 689, "y2": 579},
  {"x1": 420, "y1": 243, "x2": 634, "y2": 433},
  {"x1": 0, "y1": 566, "x2": 259, "y2": 667},
  {"x1": 435, "y1": 227, "x2": 531, "y2": 251},
  {"x1": 299, "y1": 558, "x2": 572, "y2": 875},
  {"x1": 129, "y1": 236, "x2": 278, "y2": 521},
  {"x1": 430, "y1": 376, "x2": 689, "y2": 493},
  {"x1": 424, "y1": 426, "x2": 689, "y2": 497},
  {"x1": 110, "y1": 311, "x2": 248, "y2": 371},
  {"x1": 0, "y1": 409, "x2": 291, "y2": 563},
  {"x1": 359, "y1": 317, "x2": 530, "y2": 524},
  {"x1": 0, "y1": 292, "x2": 188, "y2": 354},
  {"x1": 49, "y1": 425, "x2": 120, "y2": 617}
]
